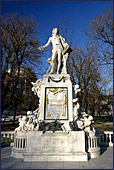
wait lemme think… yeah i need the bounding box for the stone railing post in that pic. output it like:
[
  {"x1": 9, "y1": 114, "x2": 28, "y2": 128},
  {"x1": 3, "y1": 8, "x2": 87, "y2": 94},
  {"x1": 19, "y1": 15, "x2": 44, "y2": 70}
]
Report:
[{"x1": 104, "y1": 131, "x2": 113, "y2": 146}]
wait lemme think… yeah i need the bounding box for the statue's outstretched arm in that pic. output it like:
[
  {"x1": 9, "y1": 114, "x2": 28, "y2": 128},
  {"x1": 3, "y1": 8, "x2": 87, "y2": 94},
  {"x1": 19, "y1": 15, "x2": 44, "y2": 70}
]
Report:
[{"x1": 38, "y1": 37, "x2": 52, "y2": 50}]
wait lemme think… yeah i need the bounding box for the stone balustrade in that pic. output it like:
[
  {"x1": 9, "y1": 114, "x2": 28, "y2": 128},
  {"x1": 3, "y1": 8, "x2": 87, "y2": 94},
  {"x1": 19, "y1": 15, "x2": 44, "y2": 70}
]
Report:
[
  {"x1": 86, "y1": 135, "x2": 100, "y2": 159},
  {"x1": 1, "y1": 130, "x2": 113, "y2": 148},
  {"x1": 87, "y1": 136, "x2": 98, "y2": 149},
  {"x1": 1, "y1": 131, "x2": 14, "y2": 146},
  {"x1": 96, "y1": 131, "x2": 113, "y2": 147},
  {"x1": 14, "y1": 136, "x2": 27, "y2": 150}
]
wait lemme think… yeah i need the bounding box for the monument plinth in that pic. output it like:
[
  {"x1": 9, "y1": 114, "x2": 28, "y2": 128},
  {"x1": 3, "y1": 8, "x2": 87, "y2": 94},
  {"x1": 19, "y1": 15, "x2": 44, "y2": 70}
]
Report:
[
  {"x1": 23, "y1": 131, "x2": 87, "y2": 162},
  {"x1": 12, "y1": 28, "x2": 100, "y2": 161},
  {"x1": 39, "y1": 73, "x2": 73, "y2": 132}
]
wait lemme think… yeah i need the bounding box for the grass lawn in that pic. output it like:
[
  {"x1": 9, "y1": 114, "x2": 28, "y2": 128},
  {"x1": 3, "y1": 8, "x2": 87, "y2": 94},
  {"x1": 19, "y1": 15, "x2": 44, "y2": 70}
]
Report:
[
  {"x1": 94, "y1": 117, "x2": 113, "y2": 123},
  {"x1": 1, "y1": 121, "x2": 19, "y2": 131},
  {"x1": 92, "y1": 123, "x2": 113, "y2": 131}
]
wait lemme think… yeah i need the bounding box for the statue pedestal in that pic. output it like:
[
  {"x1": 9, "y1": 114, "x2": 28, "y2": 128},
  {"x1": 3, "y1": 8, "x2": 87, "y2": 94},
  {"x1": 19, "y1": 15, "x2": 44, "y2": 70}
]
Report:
[
  {"x1": 23, "y1": 131, "x2": 88, "y2": 161},
  {"x1": 12, "y1": 73, "x2": 101, "y2": 161},
  {"x1": 39, "y1": 74, "x2": 73, "y2": 131}
]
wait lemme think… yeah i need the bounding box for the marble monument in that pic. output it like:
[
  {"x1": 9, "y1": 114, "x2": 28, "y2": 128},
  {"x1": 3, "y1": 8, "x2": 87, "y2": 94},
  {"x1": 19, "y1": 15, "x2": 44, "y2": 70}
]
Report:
[{"x1": 12, "y1": 28, "x2": 100, "y2": 161}]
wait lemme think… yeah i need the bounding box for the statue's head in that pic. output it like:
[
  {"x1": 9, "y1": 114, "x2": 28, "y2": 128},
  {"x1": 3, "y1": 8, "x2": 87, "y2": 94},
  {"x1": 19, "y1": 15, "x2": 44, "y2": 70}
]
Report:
[{"x1": 52, "y1": 28, "x2": 59, "y2": 35}]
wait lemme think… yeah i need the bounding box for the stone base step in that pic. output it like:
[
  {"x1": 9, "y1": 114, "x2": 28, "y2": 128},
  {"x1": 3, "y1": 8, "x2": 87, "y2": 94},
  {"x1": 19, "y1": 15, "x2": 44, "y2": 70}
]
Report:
[{"x1": 23, "y1": 152, "x2": 88, "y2": 161}]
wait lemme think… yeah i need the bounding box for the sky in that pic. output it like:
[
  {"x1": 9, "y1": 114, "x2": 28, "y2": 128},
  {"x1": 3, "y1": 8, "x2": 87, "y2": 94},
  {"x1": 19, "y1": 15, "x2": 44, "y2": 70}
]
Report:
[
  {"x1": 1, "y1": 1, "x2": 113, "y2": 45},
  {"x1": 1, "y1": 0, "x2": 113, "y2": 85}
]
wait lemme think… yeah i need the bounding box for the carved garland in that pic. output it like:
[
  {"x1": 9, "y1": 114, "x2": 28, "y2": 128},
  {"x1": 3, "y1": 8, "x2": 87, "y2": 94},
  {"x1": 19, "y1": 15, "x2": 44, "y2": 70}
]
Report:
[{"x1": 48, "y1": 76, "x2": 65, "y2": 82}]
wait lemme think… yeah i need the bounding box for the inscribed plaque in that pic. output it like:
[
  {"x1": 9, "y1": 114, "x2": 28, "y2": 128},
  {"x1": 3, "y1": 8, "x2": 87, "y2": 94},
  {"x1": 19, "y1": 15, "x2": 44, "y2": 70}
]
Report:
[{"x1": 45, "y1": 87, "x2": 68, "y2": 120}]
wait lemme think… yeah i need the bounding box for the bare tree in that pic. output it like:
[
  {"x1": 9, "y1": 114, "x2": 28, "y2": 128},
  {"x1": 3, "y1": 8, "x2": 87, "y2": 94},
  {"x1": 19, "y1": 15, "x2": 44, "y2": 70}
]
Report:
[
  {"x1": 67, "y1": 44, "x2": 103, "y2": 116},
  {"x1": 84, "y1": 6, "x2": 113, "y2": 65},
  {"x1": 1, "y1": 13, "x2": 41, "y2": 121},
  {"x1": 57, "y1": 22, "x2": 75, "y2": 47}
]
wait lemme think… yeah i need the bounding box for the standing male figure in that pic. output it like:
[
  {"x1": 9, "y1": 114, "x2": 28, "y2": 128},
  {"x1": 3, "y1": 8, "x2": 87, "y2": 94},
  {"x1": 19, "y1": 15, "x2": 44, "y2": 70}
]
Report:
[{"x1": 38, "y1": 28, "x2": 68, "y2": 74}]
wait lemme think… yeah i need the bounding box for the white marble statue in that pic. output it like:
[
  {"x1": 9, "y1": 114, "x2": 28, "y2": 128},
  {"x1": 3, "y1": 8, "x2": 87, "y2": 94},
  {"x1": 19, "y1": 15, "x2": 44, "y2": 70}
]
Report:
[
  {"x1": 33, "y1": 107, "x2": 40, "y2": 130},
  {"x1": 76, "y1": 112, "x2": 95, "y2": 137},
  {"x1": 46, "y1": 57, "x2": 55, "y2": 74},
  {"x1": 71, "y1": 85, "x2": 95, "y2": 136},
  {"x1": 72, "y1": 84, "x2": 81, "y2": 120},
  {"x1": 38, "y1": 28, "x2": 72, "y2": 74},
  {"x1": 31, "y1": 79, "x2": 42, "y2": 98},
  {"x1": 26, "y1": 115, "x2": 34, "y2": 131},
  {"x1": 27, "y1": 111, "x2": 32, "y2": 116},
  {"x1": 26, "y1": 110, "x2": 40, "y2": 131},
  {"x1": 73, "y1": 85, "x2": 81, "y2": 97},
  {"x1": 73, "y1": 102, "x2": 80, "y2": 120},
  {"x1": 33, "y1": 107, "x2": 40, "y2": 119},
  {"x1": 14, "y1": 116, "x2": 27, "y2": 134},
  {"x1": 14, "y1": 107, "x2": 41, "y2": 133}
]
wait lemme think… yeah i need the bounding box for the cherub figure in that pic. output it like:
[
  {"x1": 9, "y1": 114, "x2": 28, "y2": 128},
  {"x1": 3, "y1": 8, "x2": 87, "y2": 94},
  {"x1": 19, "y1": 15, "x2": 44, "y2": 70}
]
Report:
[{"x1": 14, "y1": 116, "x2": 27, "y2": 134}]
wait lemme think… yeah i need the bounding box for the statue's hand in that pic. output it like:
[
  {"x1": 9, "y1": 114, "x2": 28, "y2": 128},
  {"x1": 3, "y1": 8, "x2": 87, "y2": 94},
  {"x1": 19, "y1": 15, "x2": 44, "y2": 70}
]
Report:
[{"x1": 38, "y1": 46, "x2": 44, "y2": 50}]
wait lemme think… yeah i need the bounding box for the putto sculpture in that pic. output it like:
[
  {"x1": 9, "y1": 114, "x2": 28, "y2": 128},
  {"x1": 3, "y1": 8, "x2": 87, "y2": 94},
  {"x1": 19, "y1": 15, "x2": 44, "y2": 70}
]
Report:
[{"x1": 38, "y1": 28, "x2": 72, "y2": 74}]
